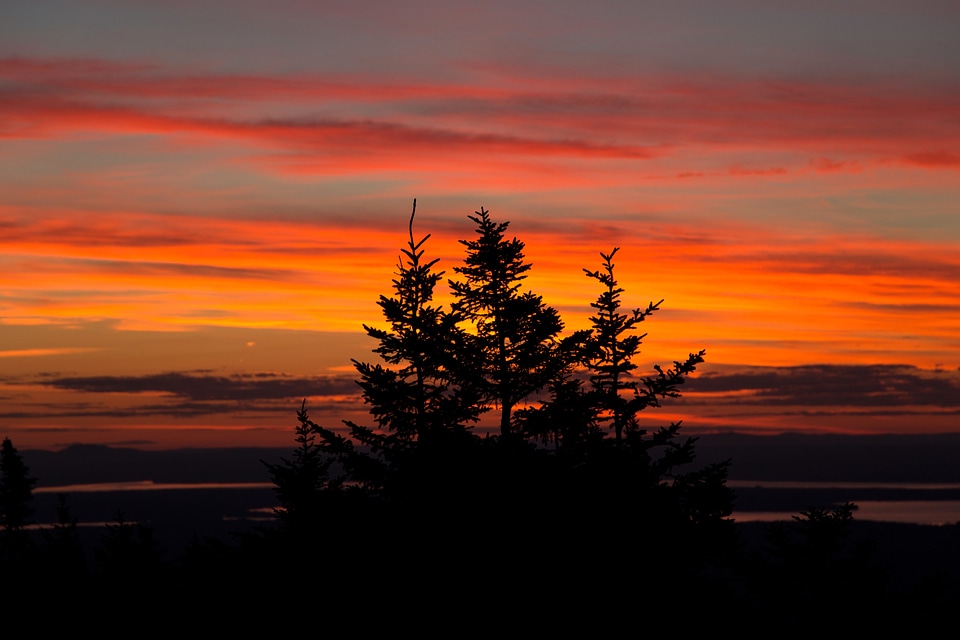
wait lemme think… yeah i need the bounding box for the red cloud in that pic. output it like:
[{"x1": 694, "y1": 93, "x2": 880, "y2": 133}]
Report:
[
  {"x1": 902, "y1": 151, "x2": 960, "y2": 168},
  {"x1": 3, "y1": 56, "x2": 960, "y2": 176}
]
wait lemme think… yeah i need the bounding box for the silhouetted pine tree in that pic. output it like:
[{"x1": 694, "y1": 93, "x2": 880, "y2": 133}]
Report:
[
  {"x1": 746, "y1": 503, "x2": 891, "y2": 625},
  {"x1": 351, "y1": 200, "x2": 483, "y2": 441},
  {"x1": 263, "y1": 400, "x2": 341, "y2": 531},
  {"x1": 0, "y1": 437, "x2": 36, "y2": 532},
  {"x1": 268, "y1": 203, "x2": 736, "y2": 587},
  {"x1": 333, "y1": 201, "x2": 486, "y2": 497},
  {"x1": 94, "y1": 510, "x2": 162, "y2": 580},
  {"x1": 513, "y1": 330, "x2": 596, "y2": 450},
  {"x1": 583, "y1": 247, "x2": 709, "y2": 442},
  {"x1": 583, "y1": 247, "x2": 662, "y2": 443},
  {"x1": 0, "y1": 437, "x2": 38, "y2": 575},
  {"x1": 503, "y1": 247, "x2": 735, "y2": 572},
  {"x1": 42, "y1": 493, "x2": 87, "y2": 579},
  {"x1": 449, "y1": 207, "x2": 565, "y2": 439}
]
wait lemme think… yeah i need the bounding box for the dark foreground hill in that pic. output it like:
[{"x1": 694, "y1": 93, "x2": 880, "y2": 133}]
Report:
[{"x1": 4, "y1": 433, "x2": 960, "y2": 630}]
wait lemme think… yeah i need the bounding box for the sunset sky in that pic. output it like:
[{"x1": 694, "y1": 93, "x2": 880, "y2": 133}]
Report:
[{"x1": 3, "y1": 1, "x2": 960, "y2": 449}]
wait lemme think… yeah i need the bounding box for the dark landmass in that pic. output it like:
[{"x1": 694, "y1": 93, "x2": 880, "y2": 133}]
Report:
[
  {"x1": 21, "y1": 433, "x2": 960, "y2": 536},
  {"x1": 23, "y1": 431, "x2": 960, "y2": 487},
  {"x1": 3, "y1": 434, "x2": 960, "y2": 630},
  {"x1": 694, "y1": 432, "x2": 960, "y2": 483},
  {"x1": 6, "y1": 432, "x2": 960, "y2": 627},
  {"x1": 15, "y1": 432, "x2": 960, "y2": 551},
  {"x1": 24, "y1": 444, "x2": 290, "y2": 486},
  {"x1": 735, "y1": 519, "x2": 960, "y2": 593}
]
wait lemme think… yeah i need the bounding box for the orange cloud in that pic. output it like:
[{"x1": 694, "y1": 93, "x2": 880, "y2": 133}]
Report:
[{"x1": 8, "y1": 204, "x2": 959, "y2": 359}]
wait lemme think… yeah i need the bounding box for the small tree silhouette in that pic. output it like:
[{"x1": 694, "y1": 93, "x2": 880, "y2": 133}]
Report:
[
  {"x1": 94, "y1": 510, "x2": 162, "y2": 580},
  {"x1": 0, "y1": 437, "x2": 36, "y2": 533},
  {"x1": 42, "y1": 493, "x2": 86, "y2": 578},
  {"x1": 0, "y1": 437, "x2": 39, "y2": 573},
  {"x1": 749, "y1": 502, "x2": 890, "y2": 624},
  {"x1": 263, "y1": 400, "x2": 340, "y2": 531}
]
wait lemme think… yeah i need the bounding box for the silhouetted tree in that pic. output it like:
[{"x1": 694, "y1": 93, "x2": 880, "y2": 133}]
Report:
[
  {"x1": 0, "y1": 437, "x2": 39, "y2": 575},
  {"x1": 354, "y1": 200, "x2": 483, "y2": 441},
  {"x1": 583, "y1": 247, "x2": 662, "y2": 443},
  {"x1": 263, "y1": 400, "x2": 341, "y2": 531},
  {"x1": 94, "y1": 510, "x2": 162, "y2": 580},
  {"x1": 449, "y1": 207, "x2": 565, "y2": 439},
  {"x1": 42, "y1": 493, "x2": 86, "y2": 578},
  {"x1": 305, "y1": 201, "x2": 490, "y2": 505},
  {"x1": 582, "y1": 248, "x2": 708, "y2": 442},
  {"x1": 514, "y1": 330, "x2": 595, "y2": 449},
  {"x1": 747, "y1": 502, "x2": 890, "y2": 624},
  {"x1": 269, "y1": 202, "x2": 736, "y2": 588},
  {"x1": 0, "y1": 437, "x2": 36, "y2": 532}
]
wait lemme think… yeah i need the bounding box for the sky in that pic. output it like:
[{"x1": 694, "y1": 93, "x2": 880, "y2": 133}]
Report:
[{"x1": 2, "y1": 1, "x2": 960, "y2": 450}]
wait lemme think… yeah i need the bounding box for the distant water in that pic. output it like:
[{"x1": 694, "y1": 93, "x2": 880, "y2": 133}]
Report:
[
  {"x1": 730, "y1": 480, "x2": 960, "y2": 525},
  {"x1": 734, "y1": 501, "x2": 960, "y2": 525},
  {"x1": 27, "y1": 482, "x2": 279, "y2": 549},
  {"x1": 36, "y1": 480, "x2": 273, "y2": 493},
  {"x1": 727, "y1": 480, "x2": 960, "y2": 491},
  {"x1": 30, "y1": 479, "x2": 960, "y2": 527}
]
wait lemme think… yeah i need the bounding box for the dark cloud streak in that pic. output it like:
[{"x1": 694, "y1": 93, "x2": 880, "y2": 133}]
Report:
[
  {"x1": 690, "y1": 364, "x2": 960, "y2": 408},
  {"x1": 39, "y1": 371, "x2": 359, "y2": 402}
]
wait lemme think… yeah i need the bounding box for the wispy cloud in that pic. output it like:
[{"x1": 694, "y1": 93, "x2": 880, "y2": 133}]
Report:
[
  {"x1": 689, "y1": 364, "x2": 960, "y2": 408},
  {"x1": 3, "y1": 57, "x2": 959, "y2": 176},
  {"x1": 38, "y1": 370, "x2": 357, "y2": 402},
  {"x1": 0, "y1": 348, "x2": 102, "y2": 359}
]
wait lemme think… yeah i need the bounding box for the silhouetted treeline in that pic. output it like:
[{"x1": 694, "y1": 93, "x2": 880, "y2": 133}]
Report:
[{"x1": 258, "y1": 203, "x2": 733, "y2": 590}]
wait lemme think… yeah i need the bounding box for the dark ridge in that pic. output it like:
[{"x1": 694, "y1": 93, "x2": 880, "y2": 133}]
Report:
[
  {"x1": 22, "y1": 446, "x2": 290, "y2": 486},
  {"x1": 694, "y1": 432, "x2": 960, "y2": 483}
]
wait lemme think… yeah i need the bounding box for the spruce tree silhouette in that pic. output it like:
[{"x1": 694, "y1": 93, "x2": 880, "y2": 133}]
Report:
[
  {"x1": 0, "y1": 437, "x2": 38, "y2": 575},
  {"x1": 747, "y1": 502, "x2": 892, "y2": 627},
  {"x1": 94, "y1": 510, "x2": 162, "y2": 580},
  {"x1": 342, "y1": 197, "x2": 484, "y2": 501},
  {"x1": 583, "y1": 247, "x2": 664, "y2": 443},
  {"x1": 42, "y1": 493, "x2": 86, "y2": 579},
  {"x1": 0, "y1": 437, "x2": 36, "y2": 533},
  {"x1": 354, "y1": 199, "x2": 483, "y2": 444},
  {"x1": 448, "y1": 207, "x2": 565, "y2": 440},
  {"x1": 299, "y1": 201, "x2": 486, "y2": 505},
  {"x1": 263, "y1": 400, "x2": 341, "y2": 533}
]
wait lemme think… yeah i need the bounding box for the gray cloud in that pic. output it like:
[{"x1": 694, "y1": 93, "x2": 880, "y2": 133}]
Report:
[
  {"x1": 39, "y1": 371, "x2": 358, "y2": 402},
  {"x1": 689, "y1": 364, "x2": 960, "y2": 408}
]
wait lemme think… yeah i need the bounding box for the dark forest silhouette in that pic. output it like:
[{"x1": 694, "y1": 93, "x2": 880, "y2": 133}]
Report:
[
  {"x1": 2, "y1": 203, "x2": 960, "y2": 628},
  {"x1": 264, "y1": 203, "x2": 732, "y2": 555}
]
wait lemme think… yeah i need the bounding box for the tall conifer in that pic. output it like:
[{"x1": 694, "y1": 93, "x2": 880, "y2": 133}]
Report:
[
  {"x1": 449, "y1": 207, "x2": 564, "y2": 439},
  {"x1": 583, "y1": 247, "x2": 662, "y2": 443},
  {"x1": 351, "y1": 200, "x2": 481, "y2": 444}
]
